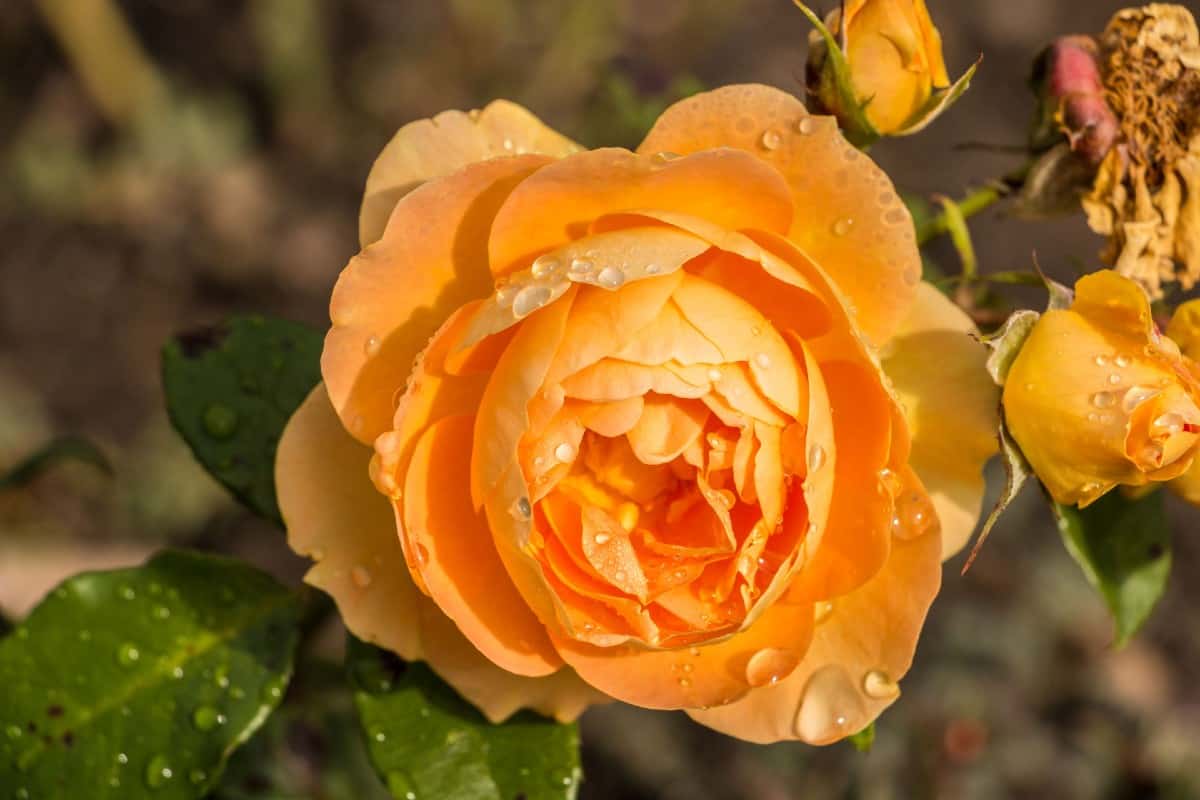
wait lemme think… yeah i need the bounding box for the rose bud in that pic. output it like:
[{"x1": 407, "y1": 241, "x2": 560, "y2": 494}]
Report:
[{"x1": 1030, "y1": 35, "x2": 1119, "y2": 166}]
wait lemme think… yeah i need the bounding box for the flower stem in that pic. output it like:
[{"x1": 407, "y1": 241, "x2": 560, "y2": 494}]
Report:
[{"x1": 915, "y1": 182, "x2": 1008, "y2": 246}]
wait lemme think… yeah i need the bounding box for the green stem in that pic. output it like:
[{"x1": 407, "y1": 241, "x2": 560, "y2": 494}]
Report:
[{"x1": 916, "y1": 183, "x2": 1007, "y2": 246}]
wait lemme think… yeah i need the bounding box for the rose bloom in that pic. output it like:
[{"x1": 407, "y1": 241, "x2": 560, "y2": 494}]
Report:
[
  {"x1": 809, "y1": 0, "x2": 951, "y2": 135},
  {"x1": 1005, "y1": 271, "x2": 1200, "y2": 507},
  {"x1": 276, "y1": 85, "x2": 998, "y2": 744}
]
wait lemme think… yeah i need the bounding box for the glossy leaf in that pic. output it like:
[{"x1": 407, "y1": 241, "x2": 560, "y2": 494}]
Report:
[
  {"x1": 162, "y1": 315, "x2": 322, "y2": 522},
  {"x1": 347, "y1": 637, "x2": 582, "y2": 800},
  {"x1": 1054, "y1": 489, "x2": 1172, "y2": 647},
  {"x1": 0, "y1": 550, "x2": 302, "y2": 799}
]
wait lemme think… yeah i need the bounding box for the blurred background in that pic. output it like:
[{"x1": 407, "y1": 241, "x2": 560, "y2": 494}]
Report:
[{"x1": 3, "y1": 1, "x2": 1199, "y2": 798}]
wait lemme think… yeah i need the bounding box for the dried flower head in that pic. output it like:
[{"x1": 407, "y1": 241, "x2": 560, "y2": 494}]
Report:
[{"x1": 1082, "y1": 3, "x2": 1200, "y2": 298}]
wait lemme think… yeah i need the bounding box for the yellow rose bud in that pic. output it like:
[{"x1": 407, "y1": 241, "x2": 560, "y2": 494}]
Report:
[
  {"x1": 806, "y1": 0, "x2": 952, "y2": 138},
  {"x1": 1003, "y1": 271, "x2": 1200, "y2": 507}
]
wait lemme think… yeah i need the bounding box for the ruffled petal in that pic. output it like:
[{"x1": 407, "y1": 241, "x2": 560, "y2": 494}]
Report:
[
  {"x1": 637, "y1": 84, "x2": 921, "y2": 344},
  {"x1": 326, "y1": 156, "x2": 547, "y2": 444},
  {"x1": 687, "y1": 526, "x2": 942, "y2": 744},
  {"x1": 276, "y1": 385, "x2": 422, "y2": 660},
  {"x1": 882, "y1": 283, "x2": 999, "y2": 558},
  {"x1": 360, "y1": 100, "x2": 581, "y2": 246}
]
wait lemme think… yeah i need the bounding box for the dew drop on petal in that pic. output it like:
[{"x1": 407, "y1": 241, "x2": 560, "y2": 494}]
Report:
[
  {"x1": 569, "y1": 257, "x2": 594, "y2": 277},
  {"x1": 745, "y1": 648, "x2": 801, "y2": 687},
  {"x1": 555, "y1": 442, "x2": 576, "y2": 462},
  {"x1": 1107, "y1": 373, "x2": 1122, "y2": 385},
  {"x1": 832, "y1": 218, "x2": 855, "y2": 237},
  {"x1": 1094, "y1": 354, "x2": 1109, "y2": 367},
  {"x1": 862, "y1": 669, "x2": 900, "y2": 699},
  {"x1": 1122, "y1": 385, "x2": 1159, "y2": 413},
  {"x1": 807, "y1": 444, "x2": 827, "y2": 473},
  {"x1": 1154, "y1": 412, "x2": 1185, "y2": 434},
  {"x1": 754, "y1": 352, "x2": 771, "y2": 369},
  {"x1": 513, "y1": 285, "x2": 552, "y2": 318},
  {"x1": 531, "y1": 256, "x2": 560, "y2": 279},
  {"x1": 1115, "y1": 354, "x2": 1132, "y2": 368},
  {"x1": 707, "y1": 367, "x2": 723, "y2": 382},
  {"x1": 795, "y1": 117, "x2": 816, "y2": 135},
  {"x1": 814, "y1": 600, "x2": 834, "y2": 624},
  {"x1": 794, "y1": 665, "x2": 865, "y2": 743},
  {"x1": 759, "y1": 129, "x2": 782, "y2": 151},
  {"x1": 510, "y1": 497, "x2": 532, "y2": 521},
  {"x1": 364, "y1": 335, "x2": 382, "y2": 357},
  {"x1": 597, "y1": 266, "x2": 626, "y2": 289},
  {"x1": 1091, "y1": 391, "x2": 1116, "y2": 409}
]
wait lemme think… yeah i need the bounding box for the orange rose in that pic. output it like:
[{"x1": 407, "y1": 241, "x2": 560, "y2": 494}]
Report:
[{"x1": 275, "y1": 85, "x2": 998, "y2": 743}]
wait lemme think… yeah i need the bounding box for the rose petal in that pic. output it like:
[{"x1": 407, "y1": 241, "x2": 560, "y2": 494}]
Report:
[
  {"x1": 360, "y1": 100, "x2": 581, "y2": 246},
  {"x1": 638, "y1": 84, "x2": 921, "y2": 344}
]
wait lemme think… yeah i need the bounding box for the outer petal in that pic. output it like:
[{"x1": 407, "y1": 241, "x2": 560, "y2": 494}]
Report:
[
  {"x1": 360, "y1": 99, "x2": 581, "y2": 246},
  {"x1": 638, "y1": 84, "x2": 922, "y2": 344},
  {"x1": 687, "y1": 527, "x2": 942, "y2": 744},
  {"x1": 325, "y1": 155, "x2": 546, "y2": 444},
  {"x1": 487, "y1": 147, "x2": 794, "y2": 277},
  {"x1": 415, "y1": 601, "x2": 609, "y2": 723},
  {"x1": 276, "y1": 384, "x2": 423, "y2": 659},
  {"x1": 403, "y1": 414, "x2": 562, "y2": 676},
  {"x1": 549, "y1": 596, "x2": 815, "y2": 710},
  {"x1": 1167, "y1": 298, "x2": 1200, "y2": 362},
  {"x1": 883, "y1": 282, "x2": 999, "y2": 559}
]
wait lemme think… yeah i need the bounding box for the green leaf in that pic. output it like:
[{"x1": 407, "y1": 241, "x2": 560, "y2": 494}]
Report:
[
  {"x1": 347, "y1": 637, "x2": 582, "y2": 800},
  {"x1": 894, "y1": 56, "x2": 982, "y2": 137},
  {"x1": 162, "y1": 315, "x2": 322, "y2": 523},
  {"x1": 962, "y1": 422, "x2": 1032, "y2": 574},
  {"x1": 0, "y1": 435, "x2": 112, "y2": 490},
  {"x1": 0, "y1": 550, "x2": 302, "y2": 799},
  {"x1": 849, "y1": 722, "x2": 875, "y2": 753},
  {"x1": 1053, "y1": 489, "x2": 1172, "y2": 647}
]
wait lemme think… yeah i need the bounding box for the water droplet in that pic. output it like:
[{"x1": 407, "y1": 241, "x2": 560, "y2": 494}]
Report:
[
  {"x1": 594, "y1": 533, "x2": 611, "y2": 545},
  {"x1": 884, "y1": 208, "x2": 908, "y2": 226},
  {"x1": 795, "y1": 117, "x2": 816, "y2": 135},
  {"x1": 793, "y1": 665, "x2": 865, "y2": 743},
  {"x1": 753, "y1": 352, "x2": 771, "y2": 369},
  {"x1": 351, "y1": 565, "x2": 373, "y2": 588},
  {"x1": 116, "y1": 643, "x2": 140, "y2": 666},
  {"x1": 202, "y1": 404, "x2": 238, "y2": 439},
  {"x1": 677, "y1": 677, "x2": 693, "y2": 688},
  {"x1": 531, "y1": 256, "x2": 560, "y2": 279},
  {"x1": 807, "y1": 444, "x2": 827, "y2": 473},
  {"x1": 650, "y1": 151, "x2": 680, "y2": 165},
  {"x1": 707, "y1": 367, "x2": 723, "y2": 382},
  {"x1": 1115, "y1": 354, "x2": 1132, "y2": 368},
  {"x1": 172, "y1": 667, "x2": 184, "y2": 680},
  {"x1": 759, "y1": 129, "x2": 782, "y2": 150},
  {"x1": 364, "y1": 335, "x2": 382, "y2": 357},
  {"x1": 117, "y1": 752, "x2": 129, "y2": 765},
  {"x1": 144, "y1": 755, "x2": 173, "y2": 789},
  {"x1": 832, "y1": 218, "x2": 855, "y2": 237},
  {"x1": 645, "y1": 263, "x2": 662, "y2": 275},
  {"x1": 1108, "y1": 373, "x2": 1122, "y2": 385},
  {"x1": 814, "y1": 600, "x2": 834, "y2": 623},
  {"x1": 502, "y1": 138, "x2": 515, "y2": 152},
  {"x1": 496, "y1": 283, "x2": 517, "y2": 308},
  {"x1": 1122, "y1": 385, "x2": 1159, "y2": 412},
  {"x1": 512, "y1": 285, "x2": 552, "y2": 318},
  {"x1": 191, "y1": 706, "x2": 224, "y2": 731},
  {"x1": 506, "y1": 496, "x2": 530, "y2": 522},
  {"x1": 745, "y1": 648, "x2": 801, "y2": 687},
  {"x1": 554, "y1": 442, "x2": 576, "y2": 462},
  {"x1": 862, "y1": 669, "x2": 899, "y2": 699},
  {"x1": 597, "y1": 266, "x2": 625, "y2": 289},
  {"x1": 1154, "y1": 412, "x2": 1185, "y2": 434},
  {"x1": 1091, "y1": 391, "x2": 1116, "y2": 409}
]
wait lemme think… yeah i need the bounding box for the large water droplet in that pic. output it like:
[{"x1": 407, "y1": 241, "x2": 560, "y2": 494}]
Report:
[
  {"x1": 568, "y1": 257, "x2": 594, "y2": 277},
  {"x1": 191, "y1": 706, "x2": 225, "y2": 731},
  {"x1": 512, "y1": 285, "x2": 552, "y2": 318},
  {"x1": 116, "y1": 643, "x2": 140, "y2": 667},
  {"x1": 759, "y1": 129, "x2": 782, "y2": 151},
  {"x1": 554, "y1": 442, "x2": 576, "y2": 462},
  {"x1": 793, "y1": 665, "x2": 866, "y2": 743},
  {"x1": 597, "y1": 266, "x2": 625, "y2": 289},
  {"x1": 202, "y1": 404, "x2": 238, "y2": 440},
  {"x1": 862, "y1": 669, "x2": 899, "y2": 699},
  {"x1": 531, "y1": 256, "x2": 561, "y2": 279},
  {"x1": 144, "y1": 755, "x2": 173, "y2": 789},
  {"x1": 807, "y1": 444, "x2": 827, "y2": 473},
  {"x1": 1122, "y1": 385, "x2": 1159, "y2": 413},
  {"x1": 745, "y1": 648, "x2": 801, "y2": 687}
]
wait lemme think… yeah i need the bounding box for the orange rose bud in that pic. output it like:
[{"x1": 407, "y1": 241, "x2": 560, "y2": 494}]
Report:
[
  {"x1": 800, "y1": 0, "x2": 970, "y2": 144},
  {"x1": 1003, "y1": 271, "x2": 1200, "y2": 508},
  {"x1": 276, "y1": 85, "x2": 999, "y2": 744}
]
